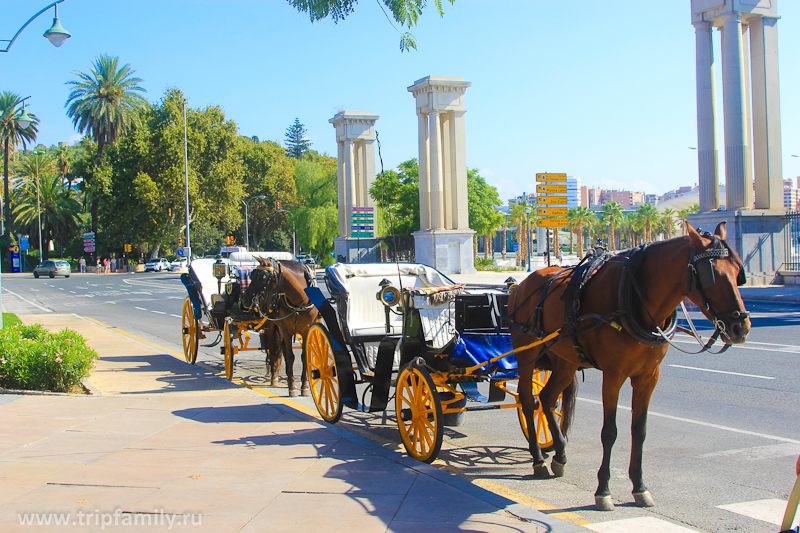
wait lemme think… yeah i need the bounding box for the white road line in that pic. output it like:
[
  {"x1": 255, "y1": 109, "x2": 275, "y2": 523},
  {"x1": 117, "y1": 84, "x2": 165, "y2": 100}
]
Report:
[
  {"x1": 134, "y1": 307, "x2": 147, "y2": 311},
  {"x1": 1, "y1": 288, "x2": 53, "y2": 313},
  {"x1": 151, "y1": 310, "x2": 166, "y2": 315},
  {"x1": 586, "y1": 516, "x2": 700, "y2": 532},
  {"x1": 106, "y1": 301, "x2": 116, "y2": 304},
  {"x1": 717, "y1": 499, "x2": 798, "y2": 527},
  {"x1": 699, "y1": 442, "x2": 800, "y2": 460},
  {"x1": 667, "y1": 364, "x2": 774, "y2": 380},
  {"x1": 671, "y1": 337, "x2": 800, "y2": 354},
  {"x1": 577, "y1": 398, "x2": 800, "y2": 444},
  {"x1": 59, "y1": 288, "x2": 64, "y2": 290},
  {"x1": 170, "y1": 314, "x2": 181, "y2": 318},
  {"x1": 69, "y1": 291, "x2": 76, "y2": 294}
]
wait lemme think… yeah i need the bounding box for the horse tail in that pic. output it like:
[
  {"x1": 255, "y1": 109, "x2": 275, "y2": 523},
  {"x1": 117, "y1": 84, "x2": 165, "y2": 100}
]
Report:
[{"x1": 560, "y1": 373, "x2": 579, "y2": 439}]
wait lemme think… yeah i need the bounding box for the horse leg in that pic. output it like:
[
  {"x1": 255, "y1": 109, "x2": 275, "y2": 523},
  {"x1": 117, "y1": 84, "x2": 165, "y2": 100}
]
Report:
[
  {"x1": 595, "y1": 372, "x2": 625, "y2": 511},
  {"x1": 282, "y1": 329, "x2": 298, "y2": 397},
  {"x1": 629, "y1": 368, "x2": 659, "y2": 508},
  {"x1": 540, "y1": 365, "x2": 579, "y2": 478},
  {"x1": 297, "y1": 332, "x2": 310, "y2": 396},
  {"x1": 519, "y1": 364, "x2": 549, "y2": 477}
]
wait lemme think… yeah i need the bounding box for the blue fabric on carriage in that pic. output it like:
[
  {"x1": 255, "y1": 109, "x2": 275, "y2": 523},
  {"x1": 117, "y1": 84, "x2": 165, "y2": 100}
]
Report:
[
  {"x1": 233, "y1": 267, "x2": 255, "y2": 291},
  {"x1": 449, "y1": 333, "x2": 517, "y2": 377}
]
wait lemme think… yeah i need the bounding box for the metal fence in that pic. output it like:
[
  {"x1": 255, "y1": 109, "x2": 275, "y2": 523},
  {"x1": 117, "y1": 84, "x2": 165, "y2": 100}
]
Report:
[{"x1": 784, "y1": 211, "x2": 800, "y2": 271}]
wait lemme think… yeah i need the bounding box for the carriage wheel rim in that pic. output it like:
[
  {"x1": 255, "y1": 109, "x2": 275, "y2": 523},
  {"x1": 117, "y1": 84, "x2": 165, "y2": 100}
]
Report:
[
  {"x1": 307, "y1": 326, "x2": 341, "y2": 422},
  {"x1": 396, "y1": 367, "x2": 440, "y2": 462},
  {"x1": 181, "y1": 298, "x2": 198, "y2": 364},
  {"x1": 224, "y1": 321, "x2": 234, "y2": 380},
  {"x1": 521, "y1": 370, "x2": 564, "y2": 448}
]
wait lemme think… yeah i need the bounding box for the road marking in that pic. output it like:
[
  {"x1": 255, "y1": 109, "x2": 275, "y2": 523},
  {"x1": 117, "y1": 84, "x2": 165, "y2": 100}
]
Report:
[
  {"x1": 151, "y1": 310, "x2": 166, "y2": 315},
  {"x1": 106, "y1": 301, "x2": 116, "y2": 304},
  {"x1": 59, "y1": 288, "x2": 64, "y2": 290},
  {"x1": 134, "y1": 307, "x2": 147, "y2": 311},
  {"x1": 586, "y1": 517, "x2": 699, "y2": 532},
  {"x1": 577, "y1": 398, "x2": 800, "y2": 444},
  {"x1": 170, "y1": 314, "x2": 181, "y2": 318},
  {"x1": 1, "y1": 288, "x2": 53, "y2": 313},
  {"x1": 667, "y1": 364, "x2": 774, "y2": 380},
  {"x1": 699, "y1": 442, "x2": 800, "y2": 460},
  {"x1": 671, "y1": 337, "x2": 800, "y2": 354},
  {"x1": 718, "y1": 499, "x2": 798, "y2": 527}
]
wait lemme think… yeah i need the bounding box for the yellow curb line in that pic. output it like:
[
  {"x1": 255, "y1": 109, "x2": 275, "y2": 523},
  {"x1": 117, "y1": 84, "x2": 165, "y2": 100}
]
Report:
[{"x1": 80, "y1": 315, "x2": 589, "y2": 526}]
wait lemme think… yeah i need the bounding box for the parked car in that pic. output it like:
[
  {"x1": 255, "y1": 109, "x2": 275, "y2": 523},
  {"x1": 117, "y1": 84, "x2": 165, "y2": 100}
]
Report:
[
  {"x1": 33, "y1": 260, "x2": 71, "y2": 278},
  {"x1": 144, "y1": 258, "x2": 171, "y2": 272},
  {"x1": 170, "y1": 258, "x2": 188, "y2": 271},
  {"x1": 303, "y1": 256, "x2": 316, "y2": 266}
]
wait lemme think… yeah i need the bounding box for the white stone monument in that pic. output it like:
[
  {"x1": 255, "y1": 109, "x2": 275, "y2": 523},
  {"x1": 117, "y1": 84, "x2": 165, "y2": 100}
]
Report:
[
  {"x1": 408, "y1": 76, "x2": 476, "y2": 274},
  {"x1": 689, "y1": 1, "x2": 785, "y2": 284},
  {"x1": 330, "y1": 111, "x2": 380, "y2": 263}
]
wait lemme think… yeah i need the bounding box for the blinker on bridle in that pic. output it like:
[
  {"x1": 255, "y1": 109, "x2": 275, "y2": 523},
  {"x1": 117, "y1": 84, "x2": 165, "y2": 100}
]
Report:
[{"x1": 689, "y1": 234, "x2": 746, "y2": 292}]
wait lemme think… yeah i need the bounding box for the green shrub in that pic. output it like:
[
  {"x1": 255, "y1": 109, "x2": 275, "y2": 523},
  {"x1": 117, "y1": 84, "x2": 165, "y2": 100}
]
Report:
[
  {"x1": 2, "y1": 314, "x2": 22, "y2": 329},
  {"x1": 0, "y1": 324, "x2": 98, "y2": 393}
]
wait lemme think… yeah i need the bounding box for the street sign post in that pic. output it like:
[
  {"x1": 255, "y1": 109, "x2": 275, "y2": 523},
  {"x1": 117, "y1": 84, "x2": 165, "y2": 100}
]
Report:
[
  {"x1": 538, "y1": 207, "x2": 568, "y2": 217},
  {"x1": 536, "y1": 184, "x2": 567, "y2": 194},
  {"x1": 535, "y1": 173, "x2": 567, "y2": 182},
  {"x1": 537, "y1": 196, "x2": 568, "y2": 205},
  {"x1": 539, "y1": 218, "x2": 568, "y2": 228},
  {"x1": 351, "y1": 207, "x2": 375, "y2": 238}
]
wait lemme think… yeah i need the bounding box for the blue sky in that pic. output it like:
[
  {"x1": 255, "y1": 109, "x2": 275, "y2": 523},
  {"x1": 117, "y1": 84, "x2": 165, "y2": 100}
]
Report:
[{"x1": 2, "y1": 0, "x2": 798, "y2": 201}]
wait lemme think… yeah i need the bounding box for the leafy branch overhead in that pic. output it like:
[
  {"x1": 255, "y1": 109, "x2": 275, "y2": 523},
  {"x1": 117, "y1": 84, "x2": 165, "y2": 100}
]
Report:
[{"x1": 289, "y1": 0, "x2": 455, "y2": 51}]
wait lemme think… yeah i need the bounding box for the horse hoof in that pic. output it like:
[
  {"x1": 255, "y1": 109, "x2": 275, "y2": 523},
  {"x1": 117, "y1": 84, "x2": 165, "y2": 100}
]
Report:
[
  {"x1": 289, "y1": 388, "x2": 299, "y2": 397},
  {"x1": 551, "y1": 459, "x2": 566, "y2": 478},
  {"x1": 532, "y1": 463, "x2": 550, "y2": 478},
  {"x1": 270, "y1": 377, "x2": 279, "y2": 387},
  {"x1": 633, "y1": 490, "x2": 655, "y2": 507},
  {"x1": 301, "y1": 387, "x2": 310, "y2": 397},
  {"x1": 595, "y1": 495, "x2": 615, "y2": 511}
]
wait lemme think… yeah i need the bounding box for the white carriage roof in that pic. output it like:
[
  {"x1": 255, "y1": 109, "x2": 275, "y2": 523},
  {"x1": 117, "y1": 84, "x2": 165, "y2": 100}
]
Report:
[{"x1": 327, "y1": 262, "x2": 454, "y2": 287}]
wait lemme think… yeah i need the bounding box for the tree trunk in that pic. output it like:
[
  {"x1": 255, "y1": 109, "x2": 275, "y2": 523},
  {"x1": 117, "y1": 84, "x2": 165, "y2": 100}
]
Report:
[
  {"x1": 3, "y1": 138, "x2": 11, "y2": 238},
  {"x1": 501, "y1": 226, "x2": 507, "y2": 260}
]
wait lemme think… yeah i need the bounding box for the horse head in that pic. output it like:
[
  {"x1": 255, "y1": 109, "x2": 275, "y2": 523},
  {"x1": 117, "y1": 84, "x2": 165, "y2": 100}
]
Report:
[
  {"x1": 242, "y1": 257, "x2": 280, "y2": 311},
  {"x1": 686, "y1": 222, "x2": 751, "y2": 344}
]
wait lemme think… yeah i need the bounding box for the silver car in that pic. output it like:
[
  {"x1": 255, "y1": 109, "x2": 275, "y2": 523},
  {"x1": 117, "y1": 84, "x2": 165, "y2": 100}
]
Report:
[{"x1": 33, "y1": 260, "x2": 71, "y2": 278}]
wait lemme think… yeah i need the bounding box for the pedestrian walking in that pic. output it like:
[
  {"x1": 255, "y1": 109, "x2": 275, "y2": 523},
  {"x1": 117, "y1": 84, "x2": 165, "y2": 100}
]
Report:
[
  {"x1": 79, "y1": 256, "x2": 86, "y2": 273},
  {"x1": 96, "y1": 258, "x2": 101, "y2": 273}
]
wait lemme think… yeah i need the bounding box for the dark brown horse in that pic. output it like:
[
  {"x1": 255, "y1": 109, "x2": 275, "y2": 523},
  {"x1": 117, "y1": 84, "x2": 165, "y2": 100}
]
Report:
[
  {"x1": 508, "y1": 222, "x2": 750, "y2": 511},
  {"x1": 242, "y1": 258, "x2": 318, "y2": 397}
]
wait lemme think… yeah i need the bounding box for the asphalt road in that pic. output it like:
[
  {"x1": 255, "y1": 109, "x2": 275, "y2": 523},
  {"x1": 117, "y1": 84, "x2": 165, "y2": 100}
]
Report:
[{"x1": 3, "y1": 271, "x2": 799, "y2": 533}]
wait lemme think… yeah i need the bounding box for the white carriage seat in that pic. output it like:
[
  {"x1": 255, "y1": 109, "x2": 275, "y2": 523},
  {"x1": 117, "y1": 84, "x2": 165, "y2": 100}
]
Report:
[{"x1": 189, "y1": 258, "x2": 232, "y2": 310}]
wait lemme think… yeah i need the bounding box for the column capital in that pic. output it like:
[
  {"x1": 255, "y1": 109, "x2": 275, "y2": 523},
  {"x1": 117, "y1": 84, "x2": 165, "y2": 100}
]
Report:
[
  {"x1": 723, "y1": 12, "x2": 743, "y2": 24},
  {"x1": 693, "y1": 20, "x2": 712, "y2": 32}
]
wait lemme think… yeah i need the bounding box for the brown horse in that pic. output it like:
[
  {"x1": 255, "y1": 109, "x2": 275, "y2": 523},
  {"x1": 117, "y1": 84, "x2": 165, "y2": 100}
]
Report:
[
  {"x1": 242, "y1": 258, "x2": 318, "y2": 397},
  {"x1": 508, "y1": 222, "x2": 750, "y2": 511}
]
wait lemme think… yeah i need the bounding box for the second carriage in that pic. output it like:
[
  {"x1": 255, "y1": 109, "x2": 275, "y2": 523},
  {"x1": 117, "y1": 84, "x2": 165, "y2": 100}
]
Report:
[{"x1": 304, "y1": 262, "x2": 564, "y2": 463}]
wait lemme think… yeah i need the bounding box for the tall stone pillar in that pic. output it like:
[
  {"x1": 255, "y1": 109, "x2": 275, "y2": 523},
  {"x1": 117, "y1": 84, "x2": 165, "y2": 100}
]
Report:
[
  {"x1": 694, "y1": 20, "x2": 719, "y2": 212},
  {"x1": 722, "y1": 12, "x2": 752, "y2": 211},
  {"x1": 750, "y1": 16, "x2": 783, "y2": 209},
  {"x1": 408, "y1": 76, "x2": 475, "y2": 274},
  {"x1": 330, "y1": 111, "x2": 380, "y2": 262}
]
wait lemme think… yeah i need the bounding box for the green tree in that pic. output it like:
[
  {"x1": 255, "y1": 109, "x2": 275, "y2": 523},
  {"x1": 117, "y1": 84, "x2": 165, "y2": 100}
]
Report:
[
  {"x1": 0, "y1": 92, "x2": 38, "y2": 237},
  {"x1": 370, "y1": 158, "x2": 420, "y2": 236},
  {"x1": 568, "y1": 206, "x2": 595, "y2": 258},
  {"x1": 677, "y1": 204, "x2": 700, "y2": 235},
  {"x1": 660, "y1": 207, "x2": 677, "y2": 240},
  {"x1": 284, "y1": 118, "x2": 311, "y2": 159},
  {"x1": 508, "y1": 202, "x2": 532, "y2": 267},
  {"x1": 636, "y1": 202, "x2": 660, "y2": 242},
  {"x1": 65, "y1": 54, "x2": 147, "y2": 235},
  {"x1": 292, "y1": 151, "x2": 338, "y2": 261},
  {"x1": 467, "y1": 169, "x2": 503, "y2": 259},
  {"x1": 599, "y1": 201, "x2": 624, "y2": 250},
  {"x1": 290, "y1": 0, "x2": 456, "y2": 51}
]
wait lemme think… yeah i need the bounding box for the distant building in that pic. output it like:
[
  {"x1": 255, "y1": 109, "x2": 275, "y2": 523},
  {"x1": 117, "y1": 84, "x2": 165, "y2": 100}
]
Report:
[
  {"x1": 644, "y1": 194, "x2": 658, "y2": 205},
  {"x1": 784, "y1": 179, "x2": 800, "y2": 211}
]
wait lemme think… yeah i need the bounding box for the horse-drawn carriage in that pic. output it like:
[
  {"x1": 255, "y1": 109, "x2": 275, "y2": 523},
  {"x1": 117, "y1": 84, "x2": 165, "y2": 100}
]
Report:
[
  {"x1": 179, "y1": 251, "x2": 295, "y2": 381},
  {"x1": 302, "y1": 262, "x2": 566, "y2": 463}
]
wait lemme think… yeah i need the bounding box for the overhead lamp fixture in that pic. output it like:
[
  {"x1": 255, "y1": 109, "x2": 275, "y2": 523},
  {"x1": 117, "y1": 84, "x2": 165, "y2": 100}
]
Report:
[
  {"x1": 16, "y1": 101, "x2": 33, "y2": 129},
  {"x1": 43, "y1": 3, "x2": 70, "y2": 48}
]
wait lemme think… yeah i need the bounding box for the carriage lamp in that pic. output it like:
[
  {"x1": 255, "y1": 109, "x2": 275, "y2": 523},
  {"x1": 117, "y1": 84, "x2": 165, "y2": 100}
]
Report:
[
  {"x1": 213, "y1": 256, "x2": 227, "y2": 294},
  {"x1": 504, "y1": 277, "x2": 518, "y2": 291},
  {"x1": 377, "y1": 279, "x2": 401, "y2": 307}
]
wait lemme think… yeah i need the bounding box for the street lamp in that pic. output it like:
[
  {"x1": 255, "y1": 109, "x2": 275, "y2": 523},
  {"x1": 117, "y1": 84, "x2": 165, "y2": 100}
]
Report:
[
  {"x1": 33, "y1": 149, "x2": 47, "y2": 264},
  {"x1": 241, "y1": 195, "x2": 265, "y2": 251},
  {"x1": 1, "y1": 1, "x2": 71, "y2": 53},
  {"x1": 606, "y1": 220, "x2": 611, "y2": 250},
  {"x1": 524, "y1": 206, "x2": 532, "y2": 272},
  {"x1": 183, "y1": 99, "x2": 191, "y2": 262}
]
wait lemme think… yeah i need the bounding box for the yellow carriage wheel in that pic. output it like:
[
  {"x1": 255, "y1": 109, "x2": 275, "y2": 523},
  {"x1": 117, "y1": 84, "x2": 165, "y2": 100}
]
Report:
[
  {"x1": 223, "y1": 321, "x2": 236, "y2": 381},
  {"x1": 395, "y1": 363, "x2": 443, "y2": 464},
  {"x1": 181, "y1": 297, "x2": 200, "y2": 365},
  {"x1": 304, "y1": 323, "x2": 343, "y2": 423},
  {"x1": 517, "y1": 369, "x2": 564, "y2": 451}
]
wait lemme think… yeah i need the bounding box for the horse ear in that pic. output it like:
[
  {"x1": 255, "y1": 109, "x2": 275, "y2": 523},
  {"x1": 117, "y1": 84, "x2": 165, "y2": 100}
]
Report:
[
  {"x1": 687, "y1": 223, "x2": 705, "y2": 249},
  {"x1": 256, "y1": 256, "x2": 267, "y2": 267},
  {"x1": 714, "y1": 221, "x2": 728, "y2": 241}
]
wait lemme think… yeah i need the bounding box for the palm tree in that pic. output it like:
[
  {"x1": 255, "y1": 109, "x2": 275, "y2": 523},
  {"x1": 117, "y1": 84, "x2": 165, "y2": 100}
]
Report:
[
  {"x1": 500, "y1": 214, "x2": 508, "y2": 260},
  {"x1": 660, "y1": 208, "x2": 677, "y2": 239},
  {"x1": 65, "y1": 55, "x2": 147, "y2": 234},
  {"x1": 569, "y1": 206, "x2": 595, "y2": 258},
  {"x1": 508, "y1": 202, "x2": 531, "y2": 267},
  {"x1": 599, "y1": 201, "x2": 624, "y2": 250},
  {"x1": 0, "y1": 92, "x2": 38, "y2": 237},
  {"x1": 636, "y1": 203, "x2": 660, "y2": 242},
  {"x1": 677, "y1": 204, "x2": 700, "y2": 235}
]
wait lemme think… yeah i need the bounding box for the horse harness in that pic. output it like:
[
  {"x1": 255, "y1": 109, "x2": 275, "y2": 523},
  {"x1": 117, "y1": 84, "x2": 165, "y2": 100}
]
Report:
[{"x1": 254, "y1": 261, "x2": 316, "y2": 323}]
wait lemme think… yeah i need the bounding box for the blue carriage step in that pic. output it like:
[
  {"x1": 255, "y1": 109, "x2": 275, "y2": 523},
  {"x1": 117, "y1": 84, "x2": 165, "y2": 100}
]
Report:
[{"x1": 461, "y1": 383, "x2": 488, "y2": 403}]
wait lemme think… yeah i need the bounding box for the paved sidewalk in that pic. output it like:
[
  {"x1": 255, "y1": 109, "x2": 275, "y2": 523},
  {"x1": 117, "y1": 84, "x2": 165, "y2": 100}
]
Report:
[{"x1": 0, "y1": 313, "x2": 585, "y2": 533}]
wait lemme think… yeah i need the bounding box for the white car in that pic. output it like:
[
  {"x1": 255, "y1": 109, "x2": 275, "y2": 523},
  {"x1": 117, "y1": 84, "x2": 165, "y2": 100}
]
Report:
[
  {"x1": 144, "y1": 258, "x2": 170, "y2": 272},
  {"x1": 170, "y1": 258, "x2": 188, "y2": 271}
]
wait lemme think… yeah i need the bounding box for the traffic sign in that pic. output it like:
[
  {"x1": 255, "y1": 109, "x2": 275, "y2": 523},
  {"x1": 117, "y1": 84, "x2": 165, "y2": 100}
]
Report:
[
  {"x1": 84, "y1": 246, "x2": 95, "y2": 252},
  {"x1": 536, "y1": 173, "x2": 567, "y2": 182},
  {"x1": 351, "y1": 231, "x2": 373, "y2": 238},
  {"x1": 19, "y1": 236, "x2": 28, "y2": 251},
  {"x1": 537, "y1": 196, "x2": 567, "y2": 205},
  {"x1": 536, "y1": 184, "x2": 567, "y2": 194},
  {"x1": 176, "y1": 249, "x2": 184, "y2": 257},
  {"x1": 539, "y1": 218, "x2": 568, "y2": 228},
  {"x1": 351, "y1": 207, "x2": 375, "y2": 238},
  {"x1": 538, "y1": 207, "x2": 568, "y2": 217}
]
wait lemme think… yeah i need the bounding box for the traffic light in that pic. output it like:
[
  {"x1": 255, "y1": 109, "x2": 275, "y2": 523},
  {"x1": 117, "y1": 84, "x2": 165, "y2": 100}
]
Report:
[
  {"x1": 168, "y1": 208, "x2": 172, "y2": 217},
  {"x1": 275, "y1": 200, "x2": 281, "y2": 210},
  {"x1": 124, "y1": 244, "x2": 131, "y2": 253},
  {"x1": 226, "y1": 235, "x2": 234, "y2": 245},
  {"x1": 178, "y1": 236, "x2": 182, "y2": 247}
]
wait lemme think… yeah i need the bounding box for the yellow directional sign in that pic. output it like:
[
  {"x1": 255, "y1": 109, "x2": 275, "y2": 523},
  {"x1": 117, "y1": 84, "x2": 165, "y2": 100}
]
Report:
[
  {"x1": 537, "y1": 196, "x2": 568, "y2": 205},
  {"x1": 539, "y1": 218, "x2": 568, "y2": 228},
  {"x1": 538, "y1": 207, "x2": 568, "y2": 217},
  {"x1": 536, "y1": 173, "x2": 567, "y2": 182},
  {"x1": 536, "y1": 184, "x2": 567, "y2": 194}
]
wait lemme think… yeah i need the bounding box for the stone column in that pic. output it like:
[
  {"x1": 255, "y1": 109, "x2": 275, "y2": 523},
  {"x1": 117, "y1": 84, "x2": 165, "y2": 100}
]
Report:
[
  {"x1": 750, "y1": 16, "x2": 784, "y2": 209},
  {"x1": 336, "y1": 141, "x2": 346, "y2": 237},
  {"x1": 418, "y1": 114, "x2": 430, "y2": 231},
  {"x1": 428, "y1": 111, "x2": 445, "y2": 230},
  {"x1": 451, "y1": 111, "x2": 470, "y2": 229},
  {"x1": 695, "y1": 21, "x2": 719, "y2": 212},
  {"x1": 722, "y1": 12, "x2": 753, "y2": 210},
  {"x1": 343, "y1": 140, "x2": 355, "y2": 237}
]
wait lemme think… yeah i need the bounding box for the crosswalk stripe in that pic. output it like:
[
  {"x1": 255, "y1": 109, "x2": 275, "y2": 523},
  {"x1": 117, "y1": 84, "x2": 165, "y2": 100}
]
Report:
[
  {"x1": 718, "y1": 499, "x2": 798, "y2": 527},
  {"x1": 585, "y1": 516, "x2": 700, "y2": 532}
]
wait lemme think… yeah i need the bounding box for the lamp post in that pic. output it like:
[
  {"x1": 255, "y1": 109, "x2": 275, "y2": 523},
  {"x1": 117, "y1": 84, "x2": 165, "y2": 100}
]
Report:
[
  {"x1": 524, "y1": 206, "x2": 532, "y2": 272},
  {"x1": 1, "y1": 1, "x2": 71, "y2": 53},
  {"x1": 32, "y1": 149, "x2": 48, "y2": 264},
  {"x1": 241, "y1": 195, "x2": 265, "y2": 251},
  {"x1": 606, "y1": 220, "x2": 611, "y2": 250},
  {"x1": 183, "y1": 99, "x2": 191, "y2": 262}
]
